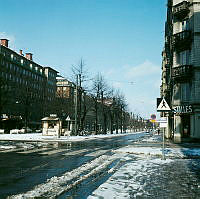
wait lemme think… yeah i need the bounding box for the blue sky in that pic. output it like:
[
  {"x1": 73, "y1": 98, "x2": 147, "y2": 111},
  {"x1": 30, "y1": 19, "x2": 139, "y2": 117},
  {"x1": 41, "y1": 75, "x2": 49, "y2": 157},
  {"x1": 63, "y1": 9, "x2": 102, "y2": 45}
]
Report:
[{"x1": 0, "y1": 0, "x2": 167, "y2": 119}]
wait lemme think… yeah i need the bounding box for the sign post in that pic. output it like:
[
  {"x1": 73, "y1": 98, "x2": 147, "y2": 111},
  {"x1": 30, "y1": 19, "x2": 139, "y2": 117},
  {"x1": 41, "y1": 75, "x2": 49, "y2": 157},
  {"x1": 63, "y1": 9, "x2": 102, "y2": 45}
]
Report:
[
  {"x1": 157, "y1": 98, "x2": 171, "y2": 160},
  {"x1": 150, "y1": 114, "x2": 156, "y2": 130}
]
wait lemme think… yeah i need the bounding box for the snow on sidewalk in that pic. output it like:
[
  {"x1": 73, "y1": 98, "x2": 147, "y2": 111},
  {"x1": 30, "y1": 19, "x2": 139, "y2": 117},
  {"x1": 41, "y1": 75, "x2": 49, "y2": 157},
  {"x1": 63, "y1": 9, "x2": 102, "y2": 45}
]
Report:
[
  {"x1": 88, "y1": 135, "x2": 200, "y2": 199},
  {"x1": 88, "y1": 156, "x2": 173, "y2": 199},
  {"x1": 114, "y1": 145, "x2": 200, "y2": 158}
]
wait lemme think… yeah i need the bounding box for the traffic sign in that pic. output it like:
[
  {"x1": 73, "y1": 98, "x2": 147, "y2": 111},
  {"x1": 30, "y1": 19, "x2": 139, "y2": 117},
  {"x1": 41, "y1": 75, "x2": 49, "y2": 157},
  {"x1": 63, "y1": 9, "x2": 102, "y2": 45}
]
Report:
[
  {"x1": 150, "y1": 119, "x2": 156, "y2": 123},
  {"x1": 157, "y1": 98, "x2": 171, "y2": 112},
  {"x1": 157, "y1": 117, "x2": 167, "y2": 127},
  {"x1": 66, "y1": 116, "x2": 71, "y2": 121},
  {"x1": 151, "y1": 114, "x2": 156, "y2": 120}
]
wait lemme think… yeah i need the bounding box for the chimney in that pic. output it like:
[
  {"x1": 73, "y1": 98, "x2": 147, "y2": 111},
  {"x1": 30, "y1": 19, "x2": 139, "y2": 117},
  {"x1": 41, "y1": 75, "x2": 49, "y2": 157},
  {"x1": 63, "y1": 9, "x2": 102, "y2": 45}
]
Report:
[
  {"x1": 19, "y1": 49, "x2": 24, "y2": 56},
  {"x1": 26, "y1": 53, "x2": 33, "y2": 61},
  {"x1": 0, "y1": 39, "x2": 9, "y2": 47}
]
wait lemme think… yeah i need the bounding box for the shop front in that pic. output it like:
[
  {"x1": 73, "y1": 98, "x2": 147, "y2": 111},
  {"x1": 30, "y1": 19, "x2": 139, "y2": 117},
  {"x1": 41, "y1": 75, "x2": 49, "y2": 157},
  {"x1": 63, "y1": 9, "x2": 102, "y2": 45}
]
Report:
[{"x1": 173, "y1": 105, "x2": 193, "y2": 142}]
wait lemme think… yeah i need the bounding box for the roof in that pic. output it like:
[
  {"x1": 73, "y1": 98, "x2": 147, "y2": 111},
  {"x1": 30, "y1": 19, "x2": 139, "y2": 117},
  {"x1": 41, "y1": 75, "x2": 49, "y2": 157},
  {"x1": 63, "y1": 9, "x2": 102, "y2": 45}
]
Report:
[
  {"x1": 44, "y1": 66, "x2": 58, "y2": 73},
  {"x1": 41, "y1": 117, "x2": 60, "y2": 121}
]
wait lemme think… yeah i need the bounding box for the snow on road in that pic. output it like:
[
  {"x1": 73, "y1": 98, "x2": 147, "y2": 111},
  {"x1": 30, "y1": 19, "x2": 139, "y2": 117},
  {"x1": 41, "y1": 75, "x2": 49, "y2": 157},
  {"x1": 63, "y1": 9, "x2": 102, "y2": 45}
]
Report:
[
  {"x1": 0, "y1": 131, "x2": 141, "y2": 142},
  {"x1": 7, "y1": 154, "x2": 120, "y2": 199},
  {"x1": 3, "y1": 132, "x2": 200, "y2": 199}
]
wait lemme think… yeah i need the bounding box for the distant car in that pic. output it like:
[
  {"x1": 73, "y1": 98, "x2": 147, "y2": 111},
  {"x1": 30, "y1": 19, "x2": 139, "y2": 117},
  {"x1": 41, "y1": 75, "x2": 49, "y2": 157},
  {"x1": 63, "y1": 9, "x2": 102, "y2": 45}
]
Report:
[
  {"x1": 35, "y1": 129, "x2": 42, "y2": 133},
  {"x1": 10, "y1": 129, "x2": 21, "y2": 134},
  {"x1": 0, "y1": 129, "x2": 5, "y2": 134},
  {"x1": 19, "y1": 127, "x2": 32, "y2": 133}
]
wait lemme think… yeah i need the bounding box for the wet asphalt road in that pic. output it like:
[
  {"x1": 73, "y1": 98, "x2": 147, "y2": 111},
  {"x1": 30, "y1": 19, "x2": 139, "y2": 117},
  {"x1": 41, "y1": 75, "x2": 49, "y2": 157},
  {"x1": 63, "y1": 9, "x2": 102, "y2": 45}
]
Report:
[{"x1": 0, "y1": 132, "x2": 146, "y2": 198}]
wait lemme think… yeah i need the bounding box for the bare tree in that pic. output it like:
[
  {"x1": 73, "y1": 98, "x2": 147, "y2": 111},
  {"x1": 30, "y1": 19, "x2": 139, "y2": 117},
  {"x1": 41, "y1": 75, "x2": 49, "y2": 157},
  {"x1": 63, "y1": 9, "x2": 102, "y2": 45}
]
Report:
[
  {"x1": 91, "y1": 73, "x2": 109, "y2": 134},
  {"x1": 108, "y1": 89, "x2": 128, "y2": 134},
  {"x1": 71, "y1": 59, "x2": 90, "y2": 134}
]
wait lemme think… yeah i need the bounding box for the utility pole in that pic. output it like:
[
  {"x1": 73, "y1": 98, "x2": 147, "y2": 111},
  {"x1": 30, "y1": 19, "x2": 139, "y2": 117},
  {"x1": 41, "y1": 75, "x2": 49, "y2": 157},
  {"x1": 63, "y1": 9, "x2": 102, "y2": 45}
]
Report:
[
  {"x1": 79, "y1": 74, "x2": 82, "y2": 131},
  {"x1": 121, "y1": 105, "x2": 123, "y2": 133},
  {"x1": 74, "y1": 75, "x2": 78, "y2": 135},
  {"x1": 101, "y1": 91, "x2": 105, "y2": 134}
]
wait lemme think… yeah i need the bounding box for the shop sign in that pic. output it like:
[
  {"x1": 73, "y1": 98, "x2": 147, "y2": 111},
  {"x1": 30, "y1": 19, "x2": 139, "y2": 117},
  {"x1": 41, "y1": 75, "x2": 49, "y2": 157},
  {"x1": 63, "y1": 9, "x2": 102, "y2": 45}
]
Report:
[{"x1": 173, "y1": 105, "x2": 192, "y2": 113}]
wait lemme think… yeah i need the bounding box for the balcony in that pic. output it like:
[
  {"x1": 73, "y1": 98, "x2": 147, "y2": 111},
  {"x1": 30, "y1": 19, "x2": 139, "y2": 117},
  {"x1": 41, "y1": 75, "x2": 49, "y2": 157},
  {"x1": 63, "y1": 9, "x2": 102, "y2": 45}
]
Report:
[
  {"x1": 173, "y1": 30, "x2": 192, "y2": 52},
  {"x1": 172, "y1": 65, "x2": 193, "y2": 82},
  {"x1": 173, "y1": 1, "x2": 189, "y2": 20}
]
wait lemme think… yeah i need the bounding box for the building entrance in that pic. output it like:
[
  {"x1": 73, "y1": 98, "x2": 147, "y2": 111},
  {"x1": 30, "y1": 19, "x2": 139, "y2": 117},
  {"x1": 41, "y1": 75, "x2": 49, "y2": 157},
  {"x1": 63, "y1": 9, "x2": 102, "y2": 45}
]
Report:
[{"x1": 182, "y1": 115, "x2": 190, "y2": 137}]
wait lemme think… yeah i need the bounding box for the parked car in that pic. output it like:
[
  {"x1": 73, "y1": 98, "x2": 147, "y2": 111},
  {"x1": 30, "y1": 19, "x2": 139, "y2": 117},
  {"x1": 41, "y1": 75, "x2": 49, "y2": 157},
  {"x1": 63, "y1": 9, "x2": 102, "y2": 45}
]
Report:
[
  {"x1": 35, "y1": 129, "x2": 42, "y2": 133},
  {"x1": 20, "y1": 127, "x2": 32, "y2": 133},
  {"x1": 10, "y1": 129, "x2": 21, "y2": 134},
  {"x1": 0, "y1": 129, "x2": 5, "y2": 134}
]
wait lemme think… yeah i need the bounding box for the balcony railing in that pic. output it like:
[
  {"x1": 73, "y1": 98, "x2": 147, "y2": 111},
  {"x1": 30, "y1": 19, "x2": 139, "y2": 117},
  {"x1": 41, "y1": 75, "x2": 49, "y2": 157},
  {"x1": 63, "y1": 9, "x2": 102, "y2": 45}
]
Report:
[
  {"x1": 172, "y1": 65, "x2": 193, "y2": 81},
  {"x1": 173, "y1": 30, "x2": 192, "y2": 52},
  {"x1": 173, "y1": 1, "x2": 189, "y2": 19}
]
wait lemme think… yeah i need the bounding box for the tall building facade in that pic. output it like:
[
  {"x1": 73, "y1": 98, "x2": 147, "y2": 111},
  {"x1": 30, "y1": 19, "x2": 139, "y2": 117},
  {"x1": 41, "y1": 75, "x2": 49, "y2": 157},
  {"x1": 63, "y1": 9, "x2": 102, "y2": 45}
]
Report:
[
  {"x1": 0, "y1": 39, "x2": 57, "y2": 127},
  {"x1": 161, "y1": 0, "x2": 200, "y2": 142},
  {"x1": 55, "y1": 76, "x2": 75, "y2": 119}
]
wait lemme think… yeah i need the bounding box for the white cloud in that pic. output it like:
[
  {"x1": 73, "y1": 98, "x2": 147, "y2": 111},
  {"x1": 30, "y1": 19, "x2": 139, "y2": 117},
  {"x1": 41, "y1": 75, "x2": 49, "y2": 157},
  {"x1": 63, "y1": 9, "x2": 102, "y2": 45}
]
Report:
[
  {"x1": 125, "y1": 60, "x2": 161, "y2": 79},
  {"x1": 102, "y1": 60, "x2": 161, "y2": 119}
]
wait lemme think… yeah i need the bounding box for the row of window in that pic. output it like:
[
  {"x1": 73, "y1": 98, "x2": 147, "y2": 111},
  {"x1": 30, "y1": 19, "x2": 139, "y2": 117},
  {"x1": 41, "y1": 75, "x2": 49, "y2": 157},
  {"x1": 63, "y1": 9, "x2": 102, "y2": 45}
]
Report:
[
  {"x1": 175, "y1": 50, "x2": 191, "y2": 66},
  {"x1": 1, "y1": 60, "x2": 45, "y2": 82},
  {"x1": 1, "y1": 84, "x2": 44, "y2": 100},
  {"x1": 47, "y1": 88, "x2": 55, "y2": 94},
  {"x1": 1, "y1": 50, "x2": 44, "y2": 74},
  {"x1": 173, "y1": 83, "x2": 191, "y2": 102},
  {"x1": 1, "y1": 71, "x2": 44, "y2": 91}
]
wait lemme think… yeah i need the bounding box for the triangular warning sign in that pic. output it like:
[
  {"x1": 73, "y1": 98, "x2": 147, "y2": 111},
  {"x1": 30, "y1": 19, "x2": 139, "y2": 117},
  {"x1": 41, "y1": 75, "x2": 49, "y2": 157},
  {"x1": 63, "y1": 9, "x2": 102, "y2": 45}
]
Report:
[{"x1": 157, "y1": 98, "x2": 171, "y2": 112}]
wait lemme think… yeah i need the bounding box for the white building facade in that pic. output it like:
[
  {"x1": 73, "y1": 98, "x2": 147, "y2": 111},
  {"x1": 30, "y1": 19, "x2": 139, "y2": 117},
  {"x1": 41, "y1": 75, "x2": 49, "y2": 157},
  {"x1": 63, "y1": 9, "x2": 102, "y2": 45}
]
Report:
[{"x1": 161, "y1": 0, "x2": 200, "y2": 142}]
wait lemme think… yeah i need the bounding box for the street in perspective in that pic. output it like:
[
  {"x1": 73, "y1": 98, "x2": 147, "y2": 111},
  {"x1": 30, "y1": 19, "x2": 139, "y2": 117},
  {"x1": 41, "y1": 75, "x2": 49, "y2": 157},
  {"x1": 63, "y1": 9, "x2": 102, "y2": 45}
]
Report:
[
  {"x1": 1, "y1": 0, "x2": 200, "y2": 198},
  {"x1": 0, "y1": 131, "x2": 200, "y2": 199}
]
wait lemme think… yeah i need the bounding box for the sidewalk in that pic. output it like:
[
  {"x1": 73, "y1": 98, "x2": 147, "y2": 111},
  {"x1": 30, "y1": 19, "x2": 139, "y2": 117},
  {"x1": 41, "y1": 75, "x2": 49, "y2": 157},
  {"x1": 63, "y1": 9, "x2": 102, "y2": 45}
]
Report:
[{"x1": 88, "y1": 133, "x2": 200, "y2": 199}]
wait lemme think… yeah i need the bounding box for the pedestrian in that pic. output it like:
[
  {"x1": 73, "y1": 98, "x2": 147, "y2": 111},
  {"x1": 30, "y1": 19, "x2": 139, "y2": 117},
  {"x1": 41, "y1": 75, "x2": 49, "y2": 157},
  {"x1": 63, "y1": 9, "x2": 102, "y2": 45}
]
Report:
[{"x1": 157, "y1": 128, "x2": 160, "y2": 135}]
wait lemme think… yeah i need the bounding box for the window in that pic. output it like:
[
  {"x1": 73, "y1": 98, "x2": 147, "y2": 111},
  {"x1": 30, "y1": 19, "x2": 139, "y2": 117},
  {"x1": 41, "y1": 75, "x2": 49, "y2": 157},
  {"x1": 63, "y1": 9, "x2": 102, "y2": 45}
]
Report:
[
  {"x1": 182, "y1": 20, "x2": 189, "y2": 31},
  {"x1": 181, "y1": 83, "x2": 191, "y2": 101},
  {"x1": 176, "y1": 50, "x2": 190, "y2": 66}
]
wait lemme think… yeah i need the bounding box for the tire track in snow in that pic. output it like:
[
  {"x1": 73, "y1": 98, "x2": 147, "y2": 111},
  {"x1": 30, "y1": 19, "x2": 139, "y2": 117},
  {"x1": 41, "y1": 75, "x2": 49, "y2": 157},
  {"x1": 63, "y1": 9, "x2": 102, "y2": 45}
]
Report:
[{"x1": 7, "y1": 154, "x2": 119, "y2": 199}]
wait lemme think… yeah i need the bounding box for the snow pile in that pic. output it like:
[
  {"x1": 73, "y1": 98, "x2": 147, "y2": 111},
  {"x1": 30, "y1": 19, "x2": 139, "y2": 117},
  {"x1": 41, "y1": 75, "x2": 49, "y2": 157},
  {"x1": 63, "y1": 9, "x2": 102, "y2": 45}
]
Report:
[
  {"x1": 141, "y1": 135, "x2": 162, "y2": 143},
  {"x1": 0, "y1": 133, "x2": 44, "y2": 141},
  {"x1": 0, "y1": 145, "x2": 16, "y2": 150},
  {"x1": 114, "y1": 146, "x2": 200, "y2": 158},
  {"x1": 8, "y1": 154, "x2": 119, "y2": 199},
  {"x1": 16, "y1": 143, "x2": 35, "y2": 150},
  {"x1": 0, "y1": 131, "x2": 144, "y2": 142}
]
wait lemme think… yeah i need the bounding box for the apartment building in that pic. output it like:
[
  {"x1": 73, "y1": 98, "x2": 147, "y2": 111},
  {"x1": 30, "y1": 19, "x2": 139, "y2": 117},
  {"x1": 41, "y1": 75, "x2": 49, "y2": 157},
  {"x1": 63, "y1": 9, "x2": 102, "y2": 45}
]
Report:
[
  {"x1": 55, "y1": 76, "x2": 75, "y2": 119},
  {"x1": 0, "y1": 39, "x2": 58, "y2": 127},
  {"x1": 161, "y1": 0, "x2": 200, "y2": 142}
]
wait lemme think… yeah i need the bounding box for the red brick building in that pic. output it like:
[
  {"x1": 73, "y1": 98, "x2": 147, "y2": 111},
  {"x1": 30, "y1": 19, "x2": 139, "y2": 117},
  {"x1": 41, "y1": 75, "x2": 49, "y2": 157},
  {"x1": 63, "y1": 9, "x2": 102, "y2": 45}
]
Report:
[{"x1": 0, "y1": 39, "x2": 58, "y2": 128}]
